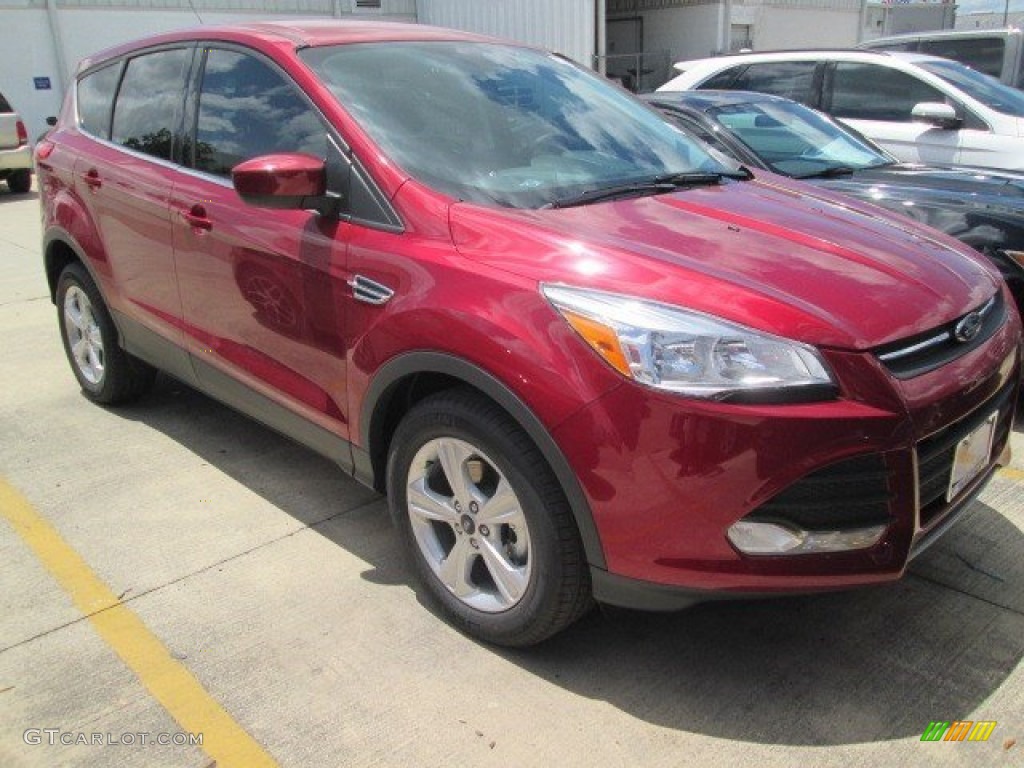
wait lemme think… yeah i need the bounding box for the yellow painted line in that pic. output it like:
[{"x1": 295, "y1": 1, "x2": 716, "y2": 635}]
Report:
[
  {"x1": 998, "y1": 466, "x2": 1024, "y2": 482},
  {"x1": 0, "y1": 478, "x2": 278, "y2": 768}
]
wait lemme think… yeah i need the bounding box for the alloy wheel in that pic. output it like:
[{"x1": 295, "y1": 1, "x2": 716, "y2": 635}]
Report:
[
  {"x1": 405, "y1": 437, "x2": 532, "y2": 613},
  {"x1": 63, "y1": 285, "x2": 105, "y2": 386}
]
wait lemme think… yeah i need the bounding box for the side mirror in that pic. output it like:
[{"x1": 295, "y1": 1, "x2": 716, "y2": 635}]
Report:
[
  {"x1": 45, "y1": 116, "x2": 58, "y2": 127},
  {"x1": 232, "y1": 153, "x2": 334, "y2": 214},
  {"x1": 911, "y1": 102, "x2": 962, "y2": 130}
]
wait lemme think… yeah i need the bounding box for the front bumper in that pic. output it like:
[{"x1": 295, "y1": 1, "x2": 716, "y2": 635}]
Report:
[
  {"x1": 554, "y1": 294, "x2": 1021, "y2": 604},
  {"x1": 0, "y1": 144, "x2": 32, "y2": 172}
]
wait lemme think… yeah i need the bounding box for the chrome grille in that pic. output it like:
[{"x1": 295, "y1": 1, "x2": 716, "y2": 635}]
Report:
[{"x1": 874, "y1": 293, "x2": 1003, "y2": 378}]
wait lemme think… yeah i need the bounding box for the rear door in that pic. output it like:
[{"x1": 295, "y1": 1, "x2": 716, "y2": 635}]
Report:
[{"x1": 71, "y1": 46, "x2": 195, "y2": 380}]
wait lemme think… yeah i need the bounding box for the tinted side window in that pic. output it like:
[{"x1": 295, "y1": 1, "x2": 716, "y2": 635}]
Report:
[
  {"x1": 0, "y1": 92, "x2": 11, "y2": 113},
  {"x1": 920, "y1": 38, "x2": 1005, "y2": 79},
  {"x1": 194, "y1": 49, "x2": 328, "y2": 177},
  {"x1": 112, "y1": 48, "x2": 190, "y2": 161},
  {"x1": 830, "y1": 63, "x2": 946, "y2": 121},
  {"x1": 700, "y1": 67, "x2": 744, "y2": 90},
  {"x1": 668, "y1": 114, "x2": 732, "y2": 155},
  {"x1": 730, "y1": 62, "x2": 817, "y2": 104},
  {"x1": 867, "y1": 41, "x2": 918, "y2": 53},
  {"x1": 78, "y1": 63, "x2": 121, "y2": 140}
]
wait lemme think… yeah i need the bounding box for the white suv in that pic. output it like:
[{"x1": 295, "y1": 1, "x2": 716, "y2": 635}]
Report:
[
  {"x1": 658, "y1": 50, "x2": 1024, "y2": 172},
  {"x1": 0, "y1": 91, "x2": 32, "y2": 194}
]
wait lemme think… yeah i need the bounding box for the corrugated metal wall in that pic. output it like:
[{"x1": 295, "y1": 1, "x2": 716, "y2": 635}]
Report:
[{"x1": 418, "y1": 0, "x2": 596, "y2": 65}]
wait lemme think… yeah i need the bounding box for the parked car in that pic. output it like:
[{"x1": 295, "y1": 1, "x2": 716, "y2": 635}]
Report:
[
  {"x1": 658, "y1": 49, "x2": 1024, "y2": 172},
  {"x1": 861, "y1": 28, "x2": 1024, "y2": 89},
  {"x1": 37, "y1": 22, "x2": 1021, "y2": 645},
  {"x1": 645, "y1": 90, "x2": 1024, "y2": 311},
  {"x1": 0, "y1": 91, "x2": 32, "y2": 194}
]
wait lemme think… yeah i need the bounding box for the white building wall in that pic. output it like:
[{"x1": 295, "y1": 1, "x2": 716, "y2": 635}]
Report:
[
  {"x1": 418, "y1": 0, "x2": 595, "y2": 65},
  {"x1": 628, "y1": 5, "x2": 722, "y2": 63},
  {"x1": 1, "y1": 9, "x2": 65, "y2": 140},
  {"x1": 753, "y1": 6, "x2": 861, "y2": 49},
  {"x1": 606, "y1": 3, "x2": 720, "y2": 88},
  {"x1": 0, "y1": 0, "x2": 416, "y2": 138},
  {"x1": 957, "y1": 11, "x2": 1024, "y2": 30},
  {"x1": 606, "y1": 0, "x2": 861, "y2": 85}
]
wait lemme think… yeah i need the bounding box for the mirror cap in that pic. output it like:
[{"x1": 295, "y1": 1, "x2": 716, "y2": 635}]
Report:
[
  {"x1": 911, "y1": 102, "x2": 962, "y2": 130},
  {"x1": 232, "y1": 153, "x2": 327, "y2": 209}
]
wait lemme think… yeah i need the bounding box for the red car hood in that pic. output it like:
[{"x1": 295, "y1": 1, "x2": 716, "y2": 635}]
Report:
[{"x1": 448, "y1": 176, "x2": 1000, "y2": 350}]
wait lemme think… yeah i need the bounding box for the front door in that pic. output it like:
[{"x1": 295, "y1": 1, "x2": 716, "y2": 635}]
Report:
[
  {"x1": 827, "y1": 61, "x2": 963, "y2": 166},
  {"x1": 171, "y1": 46, "x2": 353, "y2": 447}
]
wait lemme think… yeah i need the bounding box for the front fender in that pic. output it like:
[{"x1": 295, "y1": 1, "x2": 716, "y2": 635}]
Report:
[{"x1": 360, "y1": 350, "x2": 612, "y2": 570}]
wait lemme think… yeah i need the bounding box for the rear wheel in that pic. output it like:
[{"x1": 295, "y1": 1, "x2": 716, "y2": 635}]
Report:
[
  {"x1": 387, "y1": 389, "x2": 591, "y2": 646},
  {"x1": 7, "y1": 169, "x2": 30, "y2": 194},
  {"x1": 56, "y1": 262, "x2": 155, "y2": 404}
]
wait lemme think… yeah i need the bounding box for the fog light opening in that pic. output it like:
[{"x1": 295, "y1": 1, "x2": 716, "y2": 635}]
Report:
[{"x1": 728, "y1": 520, "x2": 887, "y2": 555}]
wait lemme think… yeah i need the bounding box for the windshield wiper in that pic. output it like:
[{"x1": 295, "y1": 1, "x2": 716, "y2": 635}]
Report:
[
  {"x1": 542, "y1": 169, "x2": 750, "y2": 210},
  {"x1": 542, "y1": 181, "x2": 677, "y2": 209},
  {"x1": 654, "y1": 168, "x2": 753, "y2": 184},
  {"x1": 794, "y1": 166, "x2": 857, "y2": 180}
]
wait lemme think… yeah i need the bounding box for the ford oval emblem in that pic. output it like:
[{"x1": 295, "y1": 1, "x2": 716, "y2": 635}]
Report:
[{"x1": 954, "y1": 311, "x2": 983, "y2": 343}]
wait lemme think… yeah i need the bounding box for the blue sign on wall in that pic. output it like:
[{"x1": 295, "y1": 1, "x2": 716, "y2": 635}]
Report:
[{"x1": 33, "y1": 77, "x2": 52, "y2": 90}]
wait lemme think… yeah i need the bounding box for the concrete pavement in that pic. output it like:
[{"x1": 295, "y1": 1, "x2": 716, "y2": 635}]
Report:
[{"x1": 1, "y1": 185, "x2": 1022, "y2": 767}]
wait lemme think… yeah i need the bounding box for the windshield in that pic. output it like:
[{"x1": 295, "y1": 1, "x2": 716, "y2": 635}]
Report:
[
  {"x1": 708, "y1": 100, "x2": 892, "y2": 177},
  {"x1": 301, "y1": 42, "x2": 736, "y2": 208},
  {"x1": 919, "y1": 59, "x2": 1024, "y2": 117}
]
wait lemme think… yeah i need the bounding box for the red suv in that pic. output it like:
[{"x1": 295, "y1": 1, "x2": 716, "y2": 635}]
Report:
[{"x1": 37, "y1": 21, "x2": 1021, "y2": 646}]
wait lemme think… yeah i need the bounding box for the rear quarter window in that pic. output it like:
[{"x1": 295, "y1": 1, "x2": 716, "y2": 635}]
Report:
[
  {"x1": 866, "y1": 41, "x2": 919, "y2": 53},
  {"x1": 0, "y1": 92, "x2": 11, "y2": 113},
  {"x1": 700, "y1": 67, "x2": 743, "y2": 90},
  {"x1": 78, "y1": 63, "x2": 122, "y2": 140},
  {"x1": 722, "y1": 61, "x2": 817, "y2": 105}
]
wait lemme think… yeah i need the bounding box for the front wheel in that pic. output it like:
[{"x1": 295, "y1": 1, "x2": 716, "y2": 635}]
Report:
[{"x1": 387, "y1": 389, "x2": 591, "y2": 646}]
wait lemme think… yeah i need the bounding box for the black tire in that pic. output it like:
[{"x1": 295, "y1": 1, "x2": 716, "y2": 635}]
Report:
[
  {"x1": 387, "y1": 388, "x2": 592, "y2": 646},
  {"x1": 56, "y1": 262, "x2": 156, "y2": 404},
  {"x1": 7, "y1": 169, "x2": 31, "y2": 195}
]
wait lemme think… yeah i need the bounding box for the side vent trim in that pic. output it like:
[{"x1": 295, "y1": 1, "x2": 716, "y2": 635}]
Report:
[{"x1": 350, "y1": 275, "x2": 394, "y2": 306}]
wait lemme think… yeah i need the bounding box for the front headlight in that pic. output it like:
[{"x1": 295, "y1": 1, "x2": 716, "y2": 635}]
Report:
[{"x1": 542, "y1": 284, "x2": 837, "y2": 402}]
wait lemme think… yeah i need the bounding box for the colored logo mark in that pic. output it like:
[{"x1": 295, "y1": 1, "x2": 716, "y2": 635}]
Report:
[{"x1": 921, "y1": 721, "x2": 997, "y2": 742}]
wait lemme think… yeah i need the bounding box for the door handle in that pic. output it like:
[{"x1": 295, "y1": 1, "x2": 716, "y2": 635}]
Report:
[
  {"x1": 180, "y1": 204, "x2": 213, "y2": 231},
  {"x1": 81, "y1": 169, "x2": 102, "y2": 191}
]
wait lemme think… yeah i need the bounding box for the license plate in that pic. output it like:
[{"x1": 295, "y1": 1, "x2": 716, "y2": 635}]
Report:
[{"x1": 947, "y1": 412, "x2": 998, "y2": 501}]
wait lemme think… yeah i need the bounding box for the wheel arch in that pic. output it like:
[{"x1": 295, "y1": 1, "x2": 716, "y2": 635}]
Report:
[
  {"x1": 359, "y1": 352, "x2": 607, "y2": 570},
  {"x1": 43, "y1": 228, "x2": 102, "y2": 305}
]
